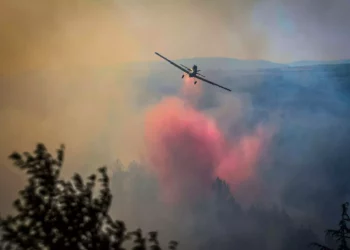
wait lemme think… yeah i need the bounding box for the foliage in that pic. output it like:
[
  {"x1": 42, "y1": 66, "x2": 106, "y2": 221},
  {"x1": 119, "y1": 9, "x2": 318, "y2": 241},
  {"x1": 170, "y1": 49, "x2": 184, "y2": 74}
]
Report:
[
  {"x1": 310, "y1": 202, "x2": 350, "y2": 250},
  {"x1": 0, "y1": 143, "x2": 178, "y2": 250}
]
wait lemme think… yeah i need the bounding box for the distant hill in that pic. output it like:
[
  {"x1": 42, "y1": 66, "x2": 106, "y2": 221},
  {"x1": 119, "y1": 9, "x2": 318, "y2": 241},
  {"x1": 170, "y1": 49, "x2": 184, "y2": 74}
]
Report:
[
  {"x1": 288, "y1": 59, "x2": 350, "y2": 67},
  {"x1": 127, "y1": 57, "x2": 286, "y2": 71},
  {"x1": 124, "y1": 57, "x2": 350, "y2": 71},
  {"x1": 170, "y1": 57, "x2": 286, "y2": 70}
]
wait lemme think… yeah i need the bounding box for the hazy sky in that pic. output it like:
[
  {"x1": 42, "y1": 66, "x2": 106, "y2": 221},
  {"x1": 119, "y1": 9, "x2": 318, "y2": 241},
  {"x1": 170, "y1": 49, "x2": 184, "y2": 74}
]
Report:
[
  {"x1": 1, "y1": 0, "x2": 350, "y2": 74},
  {"x1": 120, "y1": 0, "x2": 350, "y2": 62}
]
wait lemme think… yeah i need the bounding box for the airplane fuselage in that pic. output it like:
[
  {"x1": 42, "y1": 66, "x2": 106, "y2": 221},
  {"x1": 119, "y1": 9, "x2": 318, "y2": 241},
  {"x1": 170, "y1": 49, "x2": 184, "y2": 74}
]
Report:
[
  {"x1": 188, "y1": 65, "x2": 198, "y2": 77},
  {"x1": 182, "y1": 65, "x2": 198, "y2": 84}
]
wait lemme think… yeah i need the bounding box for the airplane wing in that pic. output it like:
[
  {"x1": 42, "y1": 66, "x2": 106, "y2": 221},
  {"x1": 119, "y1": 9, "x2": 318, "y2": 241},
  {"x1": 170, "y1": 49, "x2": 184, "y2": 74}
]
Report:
[
  {"x1": 180, "y1": 64, "x2": 192, "y2": 71},
  {"x1": 155, "y1": 52, "x2": 190, "y2": 74},
  {"x1": 195, "y1": 75, "x2": 231, "y2": 92}
]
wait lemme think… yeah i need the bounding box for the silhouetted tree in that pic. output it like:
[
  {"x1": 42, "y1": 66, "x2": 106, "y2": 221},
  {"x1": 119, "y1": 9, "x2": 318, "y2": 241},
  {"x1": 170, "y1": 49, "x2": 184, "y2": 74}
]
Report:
[
  {"x1": 310, "y1": 202, "x2": 350, "y2": 250},
  {"x1": 168, "y1": 241, "x2": 178, "y2": 250},
  {"x1": 0, "y1": 143, "x2": 178, "y2": 250}
]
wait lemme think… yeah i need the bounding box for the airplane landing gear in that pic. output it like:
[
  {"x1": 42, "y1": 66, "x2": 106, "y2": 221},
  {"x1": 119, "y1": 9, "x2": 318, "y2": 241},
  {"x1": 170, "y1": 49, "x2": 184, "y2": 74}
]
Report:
[{"x1": 182, "y1": 75, "x2": 184, "y2": 78}]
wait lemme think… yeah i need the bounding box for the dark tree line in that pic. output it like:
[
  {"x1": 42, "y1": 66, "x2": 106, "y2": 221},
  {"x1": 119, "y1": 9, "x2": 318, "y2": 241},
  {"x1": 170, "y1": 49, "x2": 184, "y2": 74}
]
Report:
[
  {"x1": 0, "y1": 143, "x2": 178, "y2": 250},
  {"x1": 0, "y1": 142, "x2": 348, "y2": 250},
  {"x1": 108, "y1": 159, "x2": 322, "y2": 250},
  {"x1": 311, "y1": 202, "x2": 350, "y2": 250}
]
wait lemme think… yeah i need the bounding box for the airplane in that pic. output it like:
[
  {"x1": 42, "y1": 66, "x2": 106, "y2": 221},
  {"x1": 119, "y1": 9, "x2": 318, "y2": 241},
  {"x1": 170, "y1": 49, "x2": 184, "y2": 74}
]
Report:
[{"x1": 154, "y1": 52, "x2": 231, "y2": 92}]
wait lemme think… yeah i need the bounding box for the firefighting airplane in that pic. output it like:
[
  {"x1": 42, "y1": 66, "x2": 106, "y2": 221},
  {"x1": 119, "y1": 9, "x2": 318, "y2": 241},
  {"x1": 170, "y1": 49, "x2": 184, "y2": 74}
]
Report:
[{"x1": 154, "y1": 52, "x2": 231, "y2": 92}]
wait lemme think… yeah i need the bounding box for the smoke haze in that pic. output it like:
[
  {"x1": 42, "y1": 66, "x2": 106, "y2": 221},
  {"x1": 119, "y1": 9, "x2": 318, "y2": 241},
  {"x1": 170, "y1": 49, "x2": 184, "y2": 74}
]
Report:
[
  {"x1": 1, "y1": 0, "x2": 350, "y2": 249},
  {"x1": 0, "y1": 0, "x2": 145, "y2": 213}
]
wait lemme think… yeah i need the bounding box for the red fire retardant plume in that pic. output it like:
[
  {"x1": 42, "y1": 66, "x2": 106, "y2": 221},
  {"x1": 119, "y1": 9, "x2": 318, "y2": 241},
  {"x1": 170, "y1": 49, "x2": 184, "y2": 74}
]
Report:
[{"x1": 144, "y1": 80, "x2": 268, "y2": 203}]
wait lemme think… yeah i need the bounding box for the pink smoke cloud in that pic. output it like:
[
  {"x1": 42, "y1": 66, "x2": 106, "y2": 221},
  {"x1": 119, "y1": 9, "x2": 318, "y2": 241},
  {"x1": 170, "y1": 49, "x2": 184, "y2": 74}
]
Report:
[
  {"x1": 144, "y1": 97, "x2": 222, "y2": 203},
  {"x1": 144, "y1": 80, "x2": 271, "y2": 203}
]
